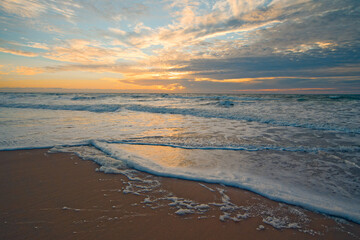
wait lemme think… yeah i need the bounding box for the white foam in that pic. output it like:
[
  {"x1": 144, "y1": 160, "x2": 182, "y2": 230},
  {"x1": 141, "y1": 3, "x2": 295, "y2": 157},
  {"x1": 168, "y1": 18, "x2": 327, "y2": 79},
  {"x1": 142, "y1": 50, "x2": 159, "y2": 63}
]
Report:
[
  {"x1": 262, "y1": 216, "x2": 300, "y2": 229},
  {"x1": 199, "y1": 183, "x2": 216, "y2": 192},
  {"x1": 143, "y1": 197, "x2": 152, "y2": 204},
  {"x1": 87, "y1": 142, "x2": 360, "y2": 223},
  {"x1": 219, "y1": 212, "x2": 249, "y2": 222},
  {"x1": 256, "y1": 225, "x2": 265, "y2": 230},
  {"x1": 175, "y1": 209, "x2": 194, "y2": 215},
  {"x1": 194, "y1": 204, "x2": 210, "y2": 210}
]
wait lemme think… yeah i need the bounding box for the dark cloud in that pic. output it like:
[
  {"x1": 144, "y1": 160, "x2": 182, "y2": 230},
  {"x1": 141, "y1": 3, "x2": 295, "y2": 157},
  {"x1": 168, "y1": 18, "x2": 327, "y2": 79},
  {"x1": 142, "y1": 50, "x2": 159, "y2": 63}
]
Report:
[{"x1": 150, "y1": 0, "x2": 360, "y2": 92}]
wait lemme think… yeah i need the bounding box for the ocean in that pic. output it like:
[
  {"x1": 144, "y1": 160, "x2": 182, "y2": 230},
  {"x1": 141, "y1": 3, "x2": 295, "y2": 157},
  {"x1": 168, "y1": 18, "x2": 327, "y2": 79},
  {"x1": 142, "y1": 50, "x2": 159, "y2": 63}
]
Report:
[{"x1": 0, "y1": 92, "x2": 359, "y2": 223}]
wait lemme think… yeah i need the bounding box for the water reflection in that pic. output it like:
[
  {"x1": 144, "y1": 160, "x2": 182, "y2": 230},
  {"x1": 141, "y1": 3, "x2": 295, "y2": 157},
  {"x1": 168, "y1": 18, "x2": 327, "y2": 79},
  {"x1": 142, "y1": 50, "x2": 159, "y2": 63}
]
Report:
[
  {"x1": 127, "y1": 112, "x2": 188, "y2": 138},
  {"x1": 119, "y1": 144, "x2": 195, "y2": 168}
]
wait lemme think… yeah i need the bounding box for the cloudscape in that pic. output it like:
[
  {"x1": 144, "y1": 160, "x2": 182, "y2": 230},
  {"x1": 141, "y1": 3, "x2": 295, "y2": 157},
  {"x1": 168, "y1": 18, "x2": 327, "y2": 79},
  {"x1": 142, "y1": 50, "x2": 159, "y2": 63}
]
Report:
[{"x1": 0, "y1": 0, "x2": 359, "y2": 93}]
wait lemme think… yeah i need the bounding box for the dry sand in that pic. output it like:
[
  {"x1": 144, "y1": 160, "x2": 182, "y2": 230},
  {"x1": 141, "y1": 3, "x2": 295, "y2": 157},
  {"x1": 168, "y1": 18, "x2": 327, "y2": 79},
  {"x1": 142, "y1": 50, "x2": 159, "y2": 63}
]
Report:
[{"x1": 0, "y1": 149, "x2": 359, "y2": 240}]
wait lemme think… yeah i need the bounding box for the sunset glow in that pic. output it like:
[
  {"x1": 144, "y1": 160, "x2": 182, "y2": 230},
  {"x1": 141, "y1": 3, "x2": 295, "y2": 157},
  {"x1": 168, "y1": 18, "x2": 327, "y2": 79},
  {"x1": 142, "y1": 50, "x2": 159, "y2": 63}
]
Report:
[{"x1": 0, "y1": 0, "x2": 359, "y2": 93}]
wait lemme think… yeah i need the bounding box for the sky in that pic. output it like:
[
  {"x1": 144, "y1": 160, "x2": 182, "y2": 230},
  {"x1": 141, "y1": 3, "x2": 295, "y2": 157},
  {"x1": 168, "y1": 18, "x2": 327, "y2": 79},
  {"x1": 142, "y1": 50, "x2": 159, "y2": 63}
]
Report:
[{"x1": 0, "y1": 0, "x2": 359, "y2": 93}]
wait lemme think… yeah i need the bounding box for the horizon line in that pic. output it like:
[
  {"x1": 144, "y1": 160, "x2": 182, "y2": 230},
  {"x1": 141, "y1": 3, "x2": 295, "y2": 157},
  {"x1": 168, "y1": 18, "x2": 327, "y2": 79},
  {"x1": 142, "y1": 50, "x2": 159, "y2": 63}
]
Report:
[{"x1": 0, "y1": 87, "x2": 359, "y2": 94}]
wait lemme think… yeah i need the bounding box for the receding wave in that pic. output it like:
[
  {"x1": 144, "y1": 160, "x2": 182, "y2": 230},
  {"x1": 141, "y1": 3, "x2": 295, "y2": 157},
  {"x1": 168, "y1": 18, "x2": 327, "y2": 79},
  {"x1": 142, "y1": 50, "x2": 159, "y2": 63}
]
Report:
[
  {"x1": 1, "y1": 138, "x2": 359, "y2": 223},
  {"x1": 102, "y1": 140, "x2": 360, "y2": 154},
  {"x1": 2, "y1": 139, "x2": 360, "y2": 156},
  {"x1": 85, "y1": 141, "x2": 360, "y2": 224}
]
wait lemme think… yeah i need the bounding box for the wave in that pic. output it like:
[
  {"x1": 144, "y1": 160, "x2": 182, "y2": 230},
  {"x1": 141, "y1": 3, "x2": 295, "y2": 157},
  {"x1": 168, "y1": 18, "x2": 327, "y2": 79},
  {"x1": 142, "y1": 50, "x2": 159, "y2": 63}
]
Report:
[
  {"x1": 158, "y1": 94, "x2": 276, "y2": 101},
  {"x1": 328, "y1": 95, "x2": 360, "y2": 100},
  {"x1": 1, "y1": 102, "x2": 359, "y2": 133},
  {"x1": 85, "y1": 141, "x2": 360, "y2": 224},
  {"x1": 71, "y1": 94, "x2": 115, "y2": 101},
  {"x1": 0, "y1": 103, "x2": 122, "y2": 113},
  {"x1": 102, "y1": 140, "x2": 360, "y2": 154},
  {"x1": 157, "y1": 93, "x2": 360, "y2": 101},
  {"x1": 2, "y1": 139, "x2": 360, "y2": 155},
  {"x1": 217, "y1": 100, "x2": 235, "y2": 108},
  {"x1": 125, "y1": 105, "x2": 360, "y2": 134},
  {"x1": 2, "y1": 139, "x2": 359, "y2": 223}
]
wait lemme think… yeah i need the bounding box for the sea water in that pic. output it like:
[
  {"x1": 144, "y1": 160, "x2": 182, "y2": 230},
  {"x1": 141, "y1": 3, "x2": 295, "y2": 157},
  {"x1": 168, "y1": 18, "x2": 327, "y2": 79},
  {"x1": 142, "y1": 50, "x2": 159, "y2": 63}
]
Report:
[{"x1": 0, "y1": 92, "x2": 359, "y2": 223}]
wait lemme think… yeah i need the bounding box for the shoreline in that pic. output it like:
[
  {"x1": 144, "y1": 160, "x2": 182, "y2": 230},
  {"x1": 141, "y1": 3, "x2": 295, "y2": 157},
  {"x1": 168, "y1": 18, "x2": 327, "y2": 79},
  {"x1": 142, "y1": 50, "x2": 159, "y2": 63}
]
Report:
[{"x1": 0, "y1": 148, "x2": 359, "y2": 240}]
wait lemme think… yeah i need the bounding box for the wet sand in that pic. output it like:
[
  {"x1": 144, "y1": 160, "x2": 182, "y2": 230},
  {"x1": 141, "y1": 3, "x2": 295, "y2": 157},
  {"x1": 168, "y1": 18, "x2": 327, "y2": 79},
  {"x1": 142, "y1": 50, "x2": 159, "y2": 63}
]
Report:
[{"x1": 0, "y1": 149, "x2": 359, "y2": 240}]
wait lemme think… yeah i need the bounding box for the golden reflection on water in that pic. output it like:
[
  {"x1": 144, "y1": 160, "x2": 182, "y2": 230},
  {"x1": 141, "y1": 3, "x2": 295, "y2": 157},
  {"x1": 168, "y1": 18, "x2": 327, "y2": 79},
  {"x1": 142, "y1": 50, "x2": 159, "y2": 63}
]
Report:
[
  {"x1": 106, "y1": 111, "x2": 203, "y2": 168},
  {"x1": 120, "y1": 144, "x2": 195, "y2": 168},
  {"x1": 129, "y1": 112, "x2": 188, "y2": 137}
]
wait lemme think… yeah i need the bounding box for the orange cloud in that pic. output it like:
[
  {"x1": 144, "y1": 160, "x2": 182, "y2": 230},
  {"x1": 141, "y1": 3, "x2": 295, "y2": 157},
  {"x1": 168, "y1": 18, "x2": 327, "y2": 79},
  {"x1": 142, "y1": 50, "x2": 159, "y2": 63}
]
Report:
[
  {"x1": 122, "y1": 70, "x2": 192, "y2": 81},
  {"x1": 101, "y1": 77, "x2": 185, "y2": 91},
  {"x1": 194, "y1": 76, "x2": 299, "y2": 83},
  {"x1": 0, "y1": 0, "x2": 80, "y2": 21},
  {"x1": 0, "y1": 65, "x2": 9, "y2": 75},
  {"x1": 27, "y1": 42, "x2": 49, "y2": 50},
  {"x1": 0, "y1": 47, "x2": 38, "y2": 57},
  {"x1": 15, "y1": 66, "x2": 44, "y2": 75},
  {"x1": 157, "y1": 83, "x2": 185, "y2": 91},
  {"x1": 44, "y1": 39, "x2": 148, "y2": 64},
  {"x1": 0, "y1": 0, "x2": 46, "y2": 18}
]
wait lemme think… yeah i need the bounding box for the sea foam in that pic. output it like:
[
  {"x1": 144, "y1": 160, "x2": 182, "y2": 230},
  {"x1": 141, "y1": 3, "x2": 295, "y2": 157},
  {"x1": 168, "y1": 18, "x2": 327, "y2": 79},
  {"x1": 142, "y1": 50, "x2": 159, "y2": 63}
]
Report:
[{"x1": 68, "y1": 141, "x2": 360, "y2": 224}]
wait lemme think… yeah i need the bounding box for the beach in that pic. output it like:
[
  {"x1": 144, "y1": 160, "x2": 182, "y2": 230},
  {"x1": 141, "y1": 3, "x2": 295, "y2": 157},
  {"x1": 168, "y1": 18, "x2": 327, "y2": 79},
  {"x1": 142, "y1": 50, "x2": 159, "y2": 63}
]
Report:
[
  {"x1": 1, "y1": 0, "x2": 360, "y2": 237},
  {"x1": 1, "y1": 148, "x2": 359, "y2": 240}
]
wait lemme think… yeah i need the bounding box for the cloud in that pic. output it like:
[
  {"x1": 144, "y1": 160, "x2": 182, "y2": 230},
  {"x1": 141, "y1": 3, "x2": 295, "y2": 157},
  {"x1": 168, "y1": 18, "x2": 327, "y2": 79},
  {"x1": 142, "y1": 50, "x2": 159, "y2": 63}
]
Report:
[
  {"x1": 0, "y1": 65, "x2": 9, "y2": 75},
  {"x1": 0, "y1": 0, "x2": 81, "y2": 22},
  {"x1": 0, "y1": 47, "x2": 38, "y2": 57},
  {"x1": 227, "y1": 0, "x2": 270, "y2": 17},
  {"x1": 15, "y1": 66, "x2": 44, "y2": 75},
  {"x1": 45, "y1": 1, "x2": 81, "y2": 21},
  {"x1": 120, "y1": 0, "x2": 289, "y2": 50},
  {"x1": 79, "y1": 0, "x2": 148, "y2": 22},
  {"x1": 108, "y1": 27, "x2": 126, "y2": 36},
  {"x1": 247, "y1": 1, "x2": 360, "y2": 55},
  {"x1": 0, "y1": 38, "x2": 50, "y2": 50},
  {"x1": 131, "y1": 0, "x2": 359, "y2": 91},
  {"x1": 101, "y1": 77, "x2": 185, "y2": 91},
  {"x1": 44, "y1": 39, "x2": 148, "y2": 64},
  {"x1": 0, "y1": 0, "x2": 46, "y2": 18},
  {"x1": 27, "y1": 42, "x2": 49, "y2": 50},
  {"x1": 134, "y1": 22, "x2": 152, "y2": 34},
  {"x1": 234, "y1": 88, "x2": 336, "y2": 92},
  {"x1": 275, "y1": 42, "x2": 338, "y2": 54},
  {"x1": 194, "y1": 76, "x2": 299, "y2": 83},
  {"x1": 126, "y1": 0, "x2": 359, "y2": 67},
  {"x1": 158, "y1": 83, "x2": 185, "y2": 91}
]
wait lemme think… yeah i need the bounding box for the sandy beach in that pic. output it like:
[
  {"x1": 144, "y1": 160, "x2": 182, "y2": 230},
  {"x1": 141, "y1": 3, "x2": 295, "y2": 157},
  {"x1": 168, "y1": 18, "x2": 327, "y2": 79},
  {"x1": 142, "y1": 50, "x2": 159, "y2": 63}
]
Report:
[{"x1": 0, "y1": 148, "x2": 359, "y2": 240}]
